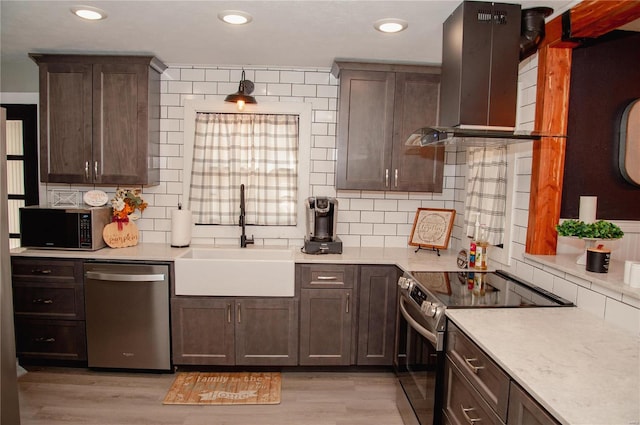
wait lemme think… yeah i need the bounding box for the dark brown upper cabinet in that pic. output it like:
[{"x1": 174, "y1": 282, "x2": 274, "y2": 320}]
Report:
[
  {"x1": 332, "y1": 61, "x2": 444, "y2": 192},
  {"x1": 30, "y1": 54, "x2": 166, "y2": 186}
]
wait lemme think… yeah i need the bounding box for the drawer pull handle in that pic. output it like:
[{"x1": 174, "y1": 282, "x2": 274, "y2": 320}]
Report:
[
  {"x1": 237, "y1": 303, "x2": 242, "y2": 324},
  {"x1": 32, "y1": 298, "x2": 53, "y2": 304},
  {"x1": 346, "y1": 292, "x2": 350, "y2": 313},
  {"x1": 33, "y1": 337, "x2": 55, "y2": 343},
  {"x1": 31, "y1": 269, "x2": 52, "y2": 275},
  {"x1": 460, "y1": 405, "x2": 482, "y2": 424},
  {"x1": 227, "y1": 303, "x2": 232, "y2": 323},
  {"x1": 463, "y1": 356, "x2": 485, "y2": 374},
  {"x1": 317, "y1": 276, "x2": 337, "y2": 281}
]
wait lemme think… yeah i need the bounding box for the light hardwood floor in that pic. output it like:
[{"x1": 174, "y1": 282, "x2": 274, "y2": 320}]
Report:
[{"x1": 18, "y1": 367, "x2": 405, "y2": 425}]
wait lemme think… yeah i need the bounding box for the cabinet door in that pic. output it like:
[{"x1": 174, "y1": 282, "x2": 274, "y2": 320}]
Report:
[
  {"x1": 357, "y1": 265, "x2": 398, "y2": 365},
  {"x1": 38, "y1": 62, "x2": 93, "y2": 183},
  {"x1": 235, "y1": 298, "x2": 298, "y2": 366},
  {"x1": 93, "y1": 62, "x2": 150, "y2": 184},
  {"x1": 336, "y1": 70, "x2": 395, "y2": 190},
  {"x1": 392, "y1": 72, "x2": 444, "y2": 192},
  {"x1": 508, "y1": 381, "x2": 560, "y2": 425},
  {"x1": 171, "y1": 297, "x2": 234, "y2": 365},
  {"x1": 299, "y1": 288, "x2": 353, "y2": 365}
]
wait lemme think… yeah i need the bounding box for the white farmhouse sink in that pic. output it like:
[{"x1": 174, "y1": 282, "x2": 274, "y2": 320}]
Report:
[{"x1": 174, "y1": 247, "x2": 295, "y2": 297}]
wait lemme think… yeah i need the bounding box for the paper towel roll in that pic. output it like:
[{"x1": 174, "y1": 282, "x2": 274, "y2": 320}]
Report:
[
  {"x1": 579, "y1": 196, "x2": 597, "y2": 224},
  {"x1": 171, "y1": 209, "x2": 192, "y2": 247}
]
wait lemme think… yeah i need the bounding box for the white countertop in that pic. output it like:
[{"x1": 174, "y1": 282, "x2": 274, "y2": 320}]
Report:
[
  {"x1": 11, "y1": 243, "x2": 465, "y2": 271},
  {"x1": 446, "y1": 308, "x2": 640, "y2": 425},
  {"x1": 525, "y1": 253, "x2": 640, "y2": 301}
]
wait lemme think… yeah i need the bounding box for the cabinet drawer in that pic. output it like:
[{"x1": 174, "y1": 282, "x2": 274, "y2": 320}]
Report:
[
  {"x1": 15, "y1": 319, "x2": 87, "y2": 361},
  {"x1": 11, "y1": 258, "x2": 81, "y2": 281},
  {"x1": 297, "y1": 264, "x2": 356, "y2": 288},
  {"x1": 13, "y1": 284, "x2": 84, "y2": 319},
  {"x1": 443, "y1": 358, "x2": 503, "y2": 425},
  {"x1": 447, "y1": 322, "x2": 509, "y2": 421}
]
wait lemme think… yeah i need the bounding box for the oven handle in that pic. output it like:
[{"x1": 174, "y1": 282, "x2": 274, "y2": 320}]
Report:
[{"x1": 399, "y1": 296, "x2": 438, "y2": 346}]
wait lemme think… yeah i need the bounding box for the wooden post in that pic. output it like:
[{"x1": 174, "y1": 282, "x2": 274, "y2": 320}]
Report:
[{"x1": 525, "y1": 0, "x2": 640, "y2": 255}]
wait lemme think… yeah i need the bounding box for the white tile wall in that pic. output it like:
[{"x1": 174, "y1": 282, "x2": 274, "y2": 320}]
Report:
[{"x1": 39, "y1": 61, "x2": 639, "y2": 334}]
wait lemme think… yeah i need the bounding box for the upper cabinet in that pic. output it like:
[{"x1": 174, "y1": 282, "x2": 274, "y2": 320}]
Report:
[
  {"x1": 332, "y1": 61, "x2": 444, "y2": 192},
  {"x1": 30, "y1": 54, "x2": 167, "y2": 186}
]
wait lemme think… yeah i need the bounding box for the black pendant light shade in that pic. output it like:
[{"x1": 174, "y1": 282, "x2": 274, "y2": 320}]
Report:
[{"x1": 225, "y1": 70, "x2": 257, "y2": 107}]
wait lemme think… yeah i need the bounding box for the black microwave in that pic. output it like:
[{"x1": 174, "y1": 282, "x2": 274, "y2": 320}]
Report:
[{"x1": 19, "y1": 206, "x2": 112, "y2": 250}]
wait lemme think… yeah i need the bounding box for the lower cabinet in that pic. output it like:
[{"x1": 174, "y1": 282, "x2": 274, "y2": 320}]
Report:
[
  {"x1": 171, "y1": 297, "x2": 298, "y2": 366},
  {"x1": 297, "y1": 264, "x2": 357, "y2": 366},
  {"x1": 357, "y1": 265, "x2": 399, "y2": 365},
  {"x1": 444, "y1": 322, "x2": 560, "y2": 425},
  {"x1": 508, "y1": 382, "x2": 560, "y2": 425},
  {"x1": 11, "y1": 257, "x2": 87, "y2": 363}
]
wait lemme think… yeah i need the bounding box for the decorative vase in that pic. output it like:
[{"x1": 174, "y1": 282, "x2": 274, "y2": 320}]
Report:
[{"x1": 103, "y1": 220, "x2": 139, "y2": 248}]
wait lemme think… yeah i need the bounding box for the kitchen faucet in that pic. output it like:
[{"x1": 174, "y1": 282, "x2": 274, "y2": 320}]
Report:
[{"x1": 239, "y1": 184, "x2": 254, "y2": 248}]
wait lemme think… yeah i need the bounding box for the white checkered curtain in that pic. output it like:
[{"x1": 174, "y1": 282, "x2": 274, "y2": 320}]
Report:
[
  {"x1": 464, "y1": 146, "x2": 507, "y2": 245},
  {"x1": 190, "y1": 113, "x2": 299, "y2": 225}
]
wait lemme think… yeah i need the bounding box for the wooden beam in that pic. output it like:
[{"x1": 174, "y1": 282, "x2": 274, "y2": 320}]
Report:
[{"x1": 526, "y1": 0, "x2": 640, "y2": 255}]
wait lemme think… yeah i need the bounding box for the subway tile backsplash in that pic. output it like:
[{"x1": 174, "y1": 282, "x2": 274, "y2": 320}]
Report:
[{"x1": 40, "y1": 61, "x2": 639, "y2": 335}]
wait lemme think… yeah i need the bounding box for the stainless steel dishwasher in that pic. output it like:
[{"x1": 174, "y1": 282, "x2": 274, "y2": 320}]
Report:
[{"x1": 84, "y1": 262, "x2": 171, "y2": 370}]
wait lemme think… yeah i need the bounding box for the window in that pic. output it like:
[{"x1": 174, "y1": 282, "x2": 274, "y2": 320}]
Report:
[
  {"x1": 2, "y1": 104, "x2": 39, "y2": 249},
  {"x1": 183, "y1": 101, "x2": 311, "y2": 241},
  {"x1": 190, "y1": 113, "x2": 298, "y2": 226}
]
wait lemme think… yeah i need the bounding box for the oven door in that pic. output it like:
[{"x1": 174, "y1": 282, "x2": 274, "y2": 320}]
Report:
[{"x1": 396, "y1": 293, "x2": 444, "y2": 425}]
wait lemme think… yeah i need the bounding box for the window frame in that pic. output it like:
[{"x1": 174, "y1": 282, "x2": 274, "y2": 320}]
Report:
[
  {"x1": 183, "y1": 100, "x2": 311, "y2": 242},
  {"x1": 2, "y1": 103, "x2": 39, "y2": 247}
]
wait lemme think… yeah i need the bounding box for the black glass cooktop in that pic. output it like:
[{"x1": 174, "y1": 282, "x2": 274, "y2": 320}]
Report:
[{"x1": 408, "y1": 270, "x2": 573, "y2": 308}]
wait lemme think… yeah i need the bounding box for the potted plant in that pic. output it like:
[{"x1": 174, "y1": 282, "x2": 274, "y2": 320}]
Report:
[
  {"x1": 555, "y1": 219, "x2": 624, "y2": 239},
  {"x1": 556, "y1": 219, "x2": 623, "y2": 265}
]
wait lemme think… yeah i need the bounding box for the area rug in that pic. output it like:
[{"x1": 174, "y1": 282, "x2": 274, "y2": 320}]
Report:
[{"x1": 162, "y1": 372, "x2": 281, "y2": 405}]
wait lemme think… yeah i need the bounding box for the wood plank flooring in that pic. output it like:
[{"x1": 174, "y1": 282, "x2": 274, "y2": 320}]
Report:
[{"x1": 18, "y1": 367, "x2": 405, "y2": 425}]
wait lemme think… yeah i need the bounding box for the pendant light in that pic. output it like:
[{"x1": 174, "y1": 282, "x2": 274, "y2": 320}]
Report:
[{"x1": 225, "y1": 70, "x2": 256, "y2": 111}]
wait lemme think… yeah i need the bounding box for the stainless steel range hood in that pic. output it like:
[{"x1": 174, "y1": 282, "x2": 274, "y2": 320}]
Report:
[
  {"x1": 408, "y1": 1, "x2": 562, "y2": 147},
  {"x1": 405, "y1": 126, "x2": 554, "y2": 147}
]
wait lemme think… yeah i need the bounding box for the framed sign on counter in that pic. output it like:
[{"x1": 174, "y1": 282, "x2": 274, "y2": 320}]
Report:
[{"x1": 409, "y1": 208, "x2": 456, "y2": 250}]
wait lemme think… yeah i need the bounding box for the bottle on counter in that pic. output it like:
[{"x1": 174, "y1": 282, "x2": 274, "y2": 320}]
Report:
[
  {"x1": 469, "y1": 215, "x2": 480, "y2": 268},
  {"x1": 475, "y1": 224, "x2": 489, "y2": 270}
]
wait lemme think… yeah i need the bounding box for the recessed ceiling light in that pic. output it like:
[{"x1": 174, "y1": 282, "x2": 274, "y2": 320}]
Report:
[
  {"x1": 218, "y1": 10, "x2": 253, "y2": 25},
  {"x1": 71, "y1": 6, "x2": 107, "y2": 21},
  {"x1": 374, "y1": 18, "x2": 408, "y2": 34}
]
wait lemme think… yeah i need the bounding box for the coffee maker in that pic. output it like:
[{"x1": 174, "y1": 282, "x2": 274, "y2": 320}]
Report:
[{"x1": 303, "y1": 197, "x2": 342, "y2": 254}]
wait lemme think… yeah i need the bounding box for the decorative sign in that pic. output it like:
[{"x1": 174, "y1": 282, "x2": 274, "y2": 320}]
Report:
[
  {"x1": 409, "y1": 208, "x2": 456, "y2": 250},
  {"x1": 51, "y1": 190, "x2": 80, "y2": 207},
  {"x1": 103, "y1": 221, "x2": 139, "y2": 248}
]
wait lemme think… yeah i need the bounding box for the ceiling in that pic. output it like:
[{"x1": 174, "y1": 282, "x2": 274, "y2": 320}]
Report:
[
  {"x1": 2, "y1": 0, "x2": 585, "y2": 71},
  {"x1": 2, "y1": 0, "x2": 639, "y2": 76}
]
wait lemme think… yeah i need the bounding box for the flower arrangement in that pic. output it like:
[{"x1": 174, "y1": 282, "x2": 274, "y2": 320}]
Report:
[{"x1": 111, "y1": 188, "x2": 148, "y2": 223}]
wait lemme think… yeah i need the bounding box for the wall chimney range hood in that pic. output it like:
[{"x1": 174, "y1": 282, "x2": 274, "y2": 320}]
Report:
[{"x1": 408, "y1": 1, "x2": 561, "y2": 147}]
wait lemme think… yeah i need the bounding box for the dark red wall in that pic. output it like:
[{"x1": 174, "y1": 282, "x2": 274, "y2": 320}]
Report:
[{"x1": 561, "y1": 31, "x2": 640, "y2": 220}]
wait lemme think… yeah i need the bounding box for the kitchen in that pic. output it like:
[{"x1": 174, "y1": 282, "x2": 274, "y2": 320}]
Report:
[{"x1": 1, "y1": 1, "x2": 640, "y2": 425}]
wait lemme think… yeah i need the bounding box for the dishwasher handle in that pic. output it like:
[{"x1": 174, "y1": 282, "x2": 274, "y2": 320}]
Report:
[{"x1": 85, "y1": 271, "x2": 166, "y2": 282}]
